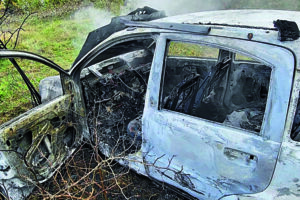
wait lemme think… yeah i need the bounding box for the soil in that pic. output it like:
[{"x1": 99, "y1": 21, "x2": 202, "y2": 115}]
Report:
[{"x1": 28, "y1": 144, "x2": 195, "y2": 200}]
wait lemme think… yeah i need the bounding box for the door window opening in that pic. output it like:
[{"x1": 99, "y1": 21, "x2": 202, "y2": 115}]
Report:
[{"x1": 161, "y1": 41, "x2": 272, "y2": 133}]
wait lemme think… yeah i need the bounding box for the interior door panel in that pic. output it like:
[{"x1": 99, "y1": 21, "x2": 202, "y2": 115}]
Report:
[
  {"x1": 0, "y1": 95, "x2": 80, "y2": 180},
  {"x1": 0, "y1": 51, "x2": 84, "y2": 198}
]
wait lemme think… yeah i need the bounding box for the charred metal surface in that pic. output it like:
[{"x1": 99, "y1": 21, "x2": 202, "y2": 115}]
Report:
[
  {"x1": 230, "y1": 71, "x2": 300, "y2": 200},
  {"x1": 73, "y1": 6, "x2": 165, "y2": 65},
  {"x1": 141, "y1": 33, "x2": 294, "y2": 199},
  {"x1": 0, "y1": 51, "x2": 86, "y2": 199},
  {"x1": 193, "y1": 22, "x2": 278, "y2": 30},
  {"x1": 122, "y1": 20, "x2": 211, "y2": 35},
  {"x1": 0, "y1": 94, "x2": 81, "y2": 199}
]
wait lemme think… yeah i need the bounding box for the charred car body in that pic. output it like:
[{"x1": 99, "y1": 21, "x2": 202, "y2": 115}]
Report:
[{"x1": 1, "y1": 7, "x2": 300, "y2": 199}]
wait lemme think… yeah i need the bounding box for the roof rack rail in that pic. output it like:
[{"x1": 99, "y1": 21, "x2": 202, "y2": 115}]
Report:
[{"x1": 120, "y1": 19, "x2": 211, "y2": 35}]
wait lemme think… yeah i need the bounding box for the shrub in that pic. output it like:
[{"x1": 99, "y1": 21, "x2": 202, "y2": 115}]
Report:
[
  {"x1": 1, "y1": 0, "x2": 124, "y2": 14},
  {"x1": 1, "y1": 0, "x2": 82, "y2": 13}
]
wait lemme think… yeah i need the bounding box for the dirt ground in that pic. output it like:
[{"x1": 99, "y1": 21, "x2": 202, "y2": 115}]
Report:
[{"x1": 28, "y1": 144, "x2": 195, "y2": 200}]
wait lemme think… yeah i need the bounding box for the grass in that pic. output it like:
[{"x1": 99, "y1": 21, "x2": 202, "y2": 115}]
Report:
[
  {"x1": 169, "y1": 41, "x2": 219, "y2": 58},
  {"x1": 16, "y1": 16, "x2": 94, "y2": 68},
  {"x1": 0, "y1": 14, "x2": 95, "y2": 123}
]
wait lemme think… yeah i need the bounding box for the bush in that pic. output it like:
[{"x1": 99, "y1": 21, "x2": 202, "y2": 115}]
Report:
[
  {"x1": 1, "y1": 0, "x2": 81, "y2": 13},
  {"x1": 92, "y1": 0, "x2": 124, "y2": 14},
  {"x1": 1, "y1": 0, "x2": 124, "y2": 14}
]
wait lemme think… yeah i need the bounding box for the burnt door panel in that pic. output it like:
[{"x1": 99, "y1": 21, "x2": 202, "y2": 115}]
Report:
[
  {"x1": 0, "y1": 51, "x2": 84, "y2": 199},
  {"x1": 142, "y1": 34, "x2": 294, "y2": 199}
]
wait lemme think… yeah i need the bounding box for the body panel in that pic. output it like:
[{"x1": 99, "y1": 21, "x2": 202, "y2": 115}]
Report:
[
  {"x1": 142, "y1": 33, "x2": 294, "y2": 199},
  {"x1": 223, "y1": 71, "x2": 300, "y2": 200},
  {"x1": 0, "y1": 52, "x2": 86, "y2": 199}
]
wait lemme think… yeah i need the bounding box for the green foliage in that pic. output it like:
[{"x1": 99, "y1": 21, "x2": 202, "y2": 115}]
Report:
[
  {"x1": 1, "y1": 0, "x2": 124, "y2": 14},
  {"x1": 169, "y1": 42, "x2": 219, "y2": 58},
  {"x1": 92, "y1": 0, "x2": 124, "y2": 14},
  {"x1": 0, "y1": 15, "x2": 94, "y2": 123},
  {"x1": 1, "y1": 0, "x2": 82, "y2": 13},
  {"x1": 0, "y1": 59, "x2": 32, "y2": 123},
  {"x1": 17, "y1": 16, "x2": 93, "y2": 68}
]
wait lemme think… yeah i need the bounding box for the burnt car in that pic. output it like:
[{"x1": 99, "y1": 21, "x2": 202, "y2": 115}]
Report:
[{"x1": 1, "y1": 8, "x2": 300, "y2": 199}]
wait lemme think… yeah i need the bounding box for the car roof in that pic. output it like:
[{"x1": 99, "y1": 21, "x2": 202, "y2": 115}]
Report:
[
  {"x1": 155, "y1": 10, "x2": 300, "y2": 29},
  {"x1": 71, "y1": 9, "x2": 300, "y2": 71},
  {"x1": 150, "y1": 9, "x2": 300, "y2": 70}
]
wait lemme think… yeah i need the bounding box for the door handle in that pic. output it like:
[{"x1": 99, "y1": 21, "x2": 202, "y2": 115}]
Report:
[{"x1": 224, "y1": 147, "x2": 257, "y2": 167}]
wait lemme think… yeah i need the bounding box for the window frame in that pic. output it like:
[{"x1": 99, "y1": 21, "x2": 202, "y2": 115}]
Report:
[
  {"x1": 160, "y1": 39, "x2": 271, "y2": 134},
  {"x1": 285, "y1": 72, "x2": 300, "y2": 144},
  {"x1": 156, "y1": 34, "x2": 294, "y2": 142},
  {"x1": 70, "y1": 33, "x2": 158, "y2": 79}
]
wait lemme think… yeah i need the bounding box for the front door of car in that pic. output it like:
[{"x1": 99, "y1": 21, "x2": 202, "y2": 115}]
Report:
[
  {"x1": 0, "y1": 51, "x2": 85, "y2": 198},
  {"x1": 142, "y1": 34, "x2": 295, "y2": 199}
]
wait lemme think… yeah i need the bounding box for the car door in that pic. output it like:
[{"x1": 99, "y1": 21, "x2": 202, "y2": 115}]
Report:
[
  {"x1": 142, "y1": 33, "x2": 295, "y2": 199},
  {"x1": 0, "y1": 50, "x2": 86, "y2": 199}
]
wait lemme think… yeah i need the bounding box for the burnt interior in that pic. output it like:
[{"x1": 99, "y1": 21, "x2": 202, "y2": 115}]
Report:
[
  {"x1": 162, "y1": 50, "x2": 271, "y2": 133},
  {"x1": 81, "y1": 39, "x2": 155, "y2": 155},
  {"x1": 291, "y1": 93, "x2": 300, "y2": 141},
  {"x1": 81, "y1": 39, "x2": 272, "y2": 157}
]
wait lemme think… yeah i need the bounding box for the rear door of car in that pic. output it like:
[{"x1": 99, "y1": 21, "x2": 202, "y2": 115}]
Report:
[
  {"x1": 0, "y1": 50, "x2": 86, "y2": 199},
  {"x1": 142, "y1": 33, "x2": 294, "y2": 199}
]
